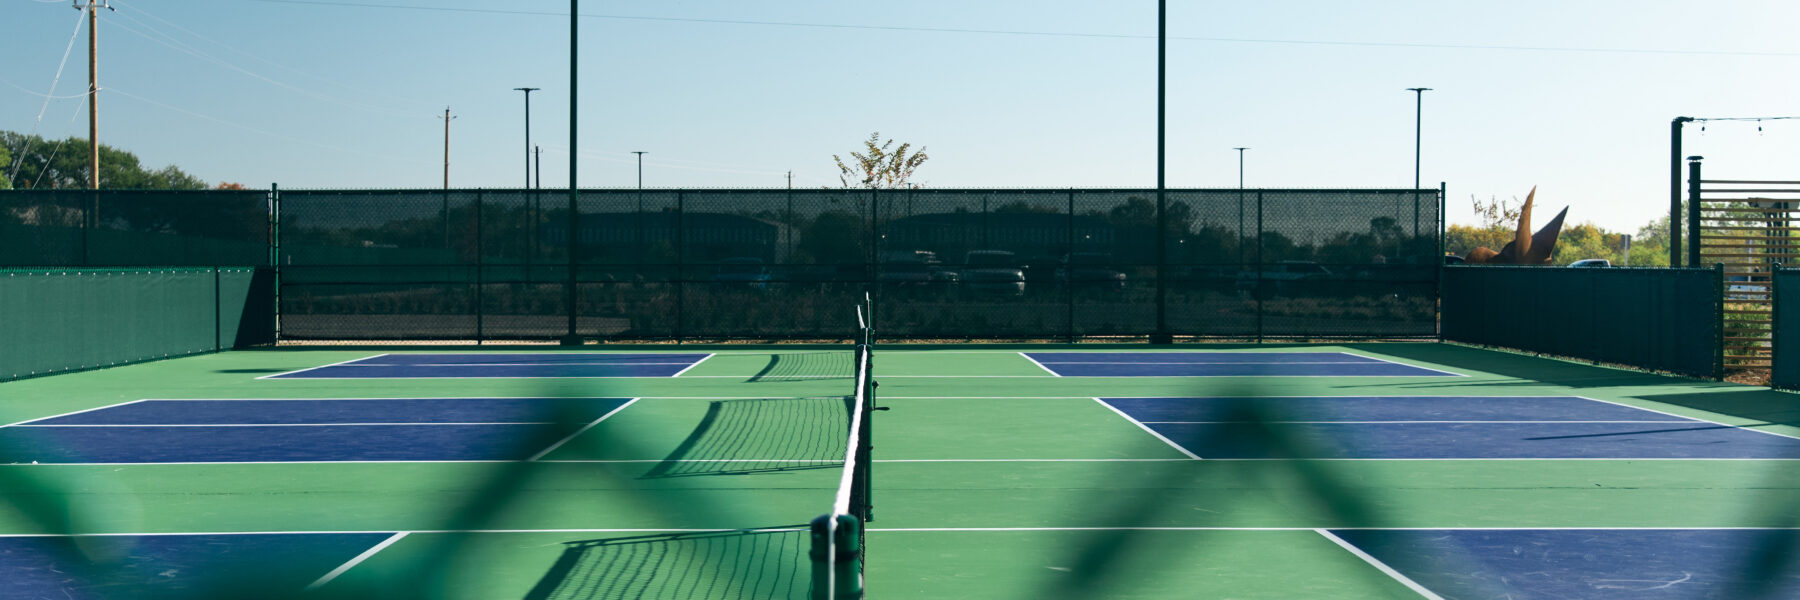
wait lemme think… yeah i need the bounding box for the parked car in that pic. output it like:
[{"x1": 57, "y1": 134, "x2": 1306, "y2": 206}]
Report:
[
  {"x1": 961, "y1": 250, "x2": 1027, "y2": 296},
  {"x1": 878, "y1": 251, "x2": 960, "y2": 292},
  {"x1": 1727, "y1": 275, "x2": 1767, "y2": 300},
  {"x1": 1236, "y1": 261, "x2": 1333, "y2": 296},
  {"x1": 712, "y1": 257, "x2": 772, "y2": 291},
  {"x1": 1568, "y1": 259, "x2": 1610, "y2": 268},
  {"x1": 1055, "y1": 252, "x2": 1127, "y2": 292}
]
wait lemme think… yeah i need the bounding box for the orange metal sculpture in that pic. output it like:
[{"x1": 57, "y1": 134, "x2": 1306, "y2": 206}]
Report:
[{"x1": 1464, "y1": 187, "x2": 1568, "y2": 265}]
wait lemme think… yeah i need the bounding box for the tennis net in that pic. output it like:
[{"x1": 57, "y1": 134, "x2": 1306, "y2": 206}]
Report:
[{"x1": 811, "y1": 304, "x2": 876, "y2": 600}]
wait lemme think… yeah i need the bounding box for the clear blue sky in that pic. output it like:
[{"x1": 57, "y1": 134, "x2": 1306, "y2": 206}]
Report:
[{"x1": 4, "y1": 0, "x2": 1798, "y2": 232}]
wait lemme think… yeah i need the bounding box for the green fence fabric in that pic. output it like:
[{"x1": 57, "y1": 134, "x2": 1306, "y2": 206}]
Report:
[
  {"x1": 1442, "y1": 266, "x2": 1721, "y2": 379},
  {"x1": 0, "y1": 268, "x2": 275, "y2": 381},
  {"x1": 1774, "y1": 269, "x2": 1800, "y2": 389}
]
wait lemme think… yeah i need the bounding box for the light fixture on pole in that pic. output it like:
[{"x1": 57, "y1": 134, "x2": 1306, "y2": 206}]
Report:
[{"x1": 514, "y1": 87, "x2": 539, "y2": 189}]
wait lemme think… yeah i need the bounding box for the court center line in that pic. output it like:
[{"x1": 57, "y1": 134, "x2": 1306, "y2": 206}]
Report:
[
  {"x1": 670, "y1": 353, "x2": 716, "y2": 377},
  {"x1": 1017, "y1": 352, "x2": 1062, "y2": 377},
  {"x1": 304, "y1": 531, "x2": 410, "y2": 592},
  {"x1": 526, "y1": 398, "x2": 640, "y2": 461},
  {"x1": 1317, "y1": 529, "x2": 1446, "y2": 600},
  {"x1": 1091, "y1": 398, "x2": 1202, "y2": 460},
  {"x1": 257, "y1": 353, "x2": 391, "y2": 380}
]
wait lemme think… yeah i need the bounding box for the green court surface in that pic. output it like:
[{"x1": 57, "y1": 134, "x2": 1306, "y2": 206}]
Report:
[{"x1": 3, "y1": 343, "x2": 1800, "y2": 598}]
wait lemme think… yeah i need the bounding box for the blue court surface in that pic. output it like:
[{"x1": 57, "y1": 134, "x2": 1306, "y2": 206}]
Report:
[
  {"x1": 0, "y1": 532, "x2": 394, "y2": 599},
  {"x1": 1330, "y1": 528, "x2": 1800, "y2": 598},
  {"x1": 0, "y1": 398, "x2": 633, "y2": 464},
  {"x1": 264, "y1": 353, "x2": 714, "y2": 379},
  {"x1": 1024, "y1": 352, "x2": 1458, "y2": 377},
  {"x1": 1101, "y1": 396, "x2": 1800, "y2": 459}
]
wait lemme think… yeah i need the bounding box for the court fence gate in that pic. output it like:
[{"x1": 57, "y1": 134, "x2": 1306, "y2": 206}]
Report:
[{"x1": 0, "y1": 186, "x2": 1444, "y2": 343}]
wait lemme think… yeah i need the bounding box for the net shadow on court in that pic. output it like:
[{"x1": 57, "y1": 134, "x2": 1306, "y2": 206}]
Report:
[
  {"x1": 745, "y1": 352, "x2": 852, "y2": 383},
  {"x1": 643, "y1": 397, "x2": 851, "y2": 479},
  {"x1": 523, "y1": 528, "x2": 811, "y2": 600}
]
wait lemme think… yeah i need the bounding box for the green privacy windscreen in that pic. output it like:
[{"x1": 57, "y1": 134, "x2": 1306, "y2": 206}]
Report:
[
  {"x1": 1442, "y1": 266, "x2": 1721, "y2": 379},
  {"x1": 0, "y1": 268, "x2": 274, "y2": 381}
]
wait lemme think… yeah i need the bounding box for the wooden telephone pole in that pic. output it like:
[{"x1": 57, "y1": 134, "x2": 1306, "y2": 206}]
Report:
[{"x1": 78, "y1": 0, "x2": 112, "y2": 189}]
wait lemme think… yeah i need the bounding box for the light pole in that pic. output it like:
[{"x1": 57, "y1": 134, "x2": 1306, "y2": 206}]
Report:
[
  {"x1": 633, "y1": 151, "x2": 646, "y2": 257},
  {"x1": 1406, "y1": 88, "x2": 1430, "y2": 190},
  {"x1": 1407, "y1": 87, "x2": 1431, "y2": 246},
  {"x1": 1234, "y1": 147, "x2": 1248, "y2": 265},
  {"x1": 514, "y1": 87, "x2": 539, "y2": 189}
]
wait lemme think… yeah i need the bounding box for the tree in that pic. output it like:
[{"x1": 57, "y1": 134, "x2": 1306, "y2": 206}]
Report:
[
  {"x1": 0, "y1": 142, "x2": 11, "y2": 189},
  {"x1": 833, "y1": 132, "x2": 928, "y2": 189},
  {"x1": 0, "y1": 130, "x2": 206, "y2": 190}
]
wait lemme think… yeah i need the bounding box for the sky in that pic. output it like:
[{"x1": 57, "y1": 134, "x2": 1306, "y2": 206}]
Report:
[{"x1": 3, "y1": 0, "x2": 1798, "y2": 232}]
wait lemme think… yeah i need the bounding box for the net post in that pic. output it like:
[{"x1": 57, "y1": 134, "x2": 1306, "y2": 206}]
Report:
[{"x1": 810, "y1": 513, "x2": 865, "y2": 600}]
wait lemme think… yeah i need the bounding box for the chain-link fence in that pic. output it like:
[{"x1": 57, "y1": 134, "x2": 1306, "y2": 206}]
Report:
[{"x1": 0, "y1": 187, "x2": 1443, "y2": 341}]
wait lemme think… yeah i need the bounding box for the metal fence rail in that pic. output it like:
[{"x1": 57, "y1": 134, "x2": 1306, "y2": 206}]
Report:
[{"x1": 0, "y1": 187, "x2": 1444, "y2": 342}]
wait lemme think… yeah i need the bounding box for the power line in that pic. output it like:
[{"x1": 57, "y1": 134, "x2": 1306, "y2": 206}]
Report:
[{"x1": 246, "y1": 0, "x2": 1800, "y2": 58}]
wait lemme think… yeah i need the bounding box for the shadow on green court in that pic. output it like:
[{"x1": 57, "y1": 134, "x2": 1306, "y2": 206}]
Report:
[
  {"x1": 523, "y1": 528, "x2": 811, "y2": 600},
  {"x1": 643, "y1": 397, "x2": 850, "y2": 479},
  {"x1": 746, "y1": 352, "x2": 852, "y2": 383}
]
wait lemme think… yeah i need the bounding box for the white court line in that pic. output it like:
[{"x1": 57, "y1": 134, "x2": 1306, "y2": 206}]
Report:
[
  {"x1": 7, "y1": 526, "x2": 1798, "y2": 538},
  {"x1": 1017, "y1": 353, "x2": 1062, "y2": 377},
  {"x1": 1334, "y1": 351, "x2": 1469, "y2": 377},
  {"x1": 1029, "y1": 361, "x2": 1385, "y2": 366},
  {"x1": 1573, "y1": 395, "x2": 1800, "y2": 442},
  {"x1": 670, "y1": 353, "x2": 716, "y2": 377},
  {"x1": 304, "y1": 531, "x2": 410, "y2": 592},
  {"x1": 13, "y1": 422, "x2": 561, "y2": 428},
  {"x1": 1091, "y1": 398, "x2": 1202, "y2": 460},
  {"x1": 257, "y1": 353, "x2": 391, "y2": 380},
  {"x1": 327, "y1": 362, "x2": 704, "y2": 367},
  {"x1": 21, "y1": 457, "x2": 1800, "y2": 468},
  {"x1": 1138, "y1": 420, "x2": 1687, "y2": 425},
  {"x1": 2, "y1": 399, "x2": 149, "y2": 428},
  {"x1": 527, "y1": 398, "x2": 641, "y2": 461},
  {"x1": 1317, "y1": 529, "x2": 1445, "y2": 600}
]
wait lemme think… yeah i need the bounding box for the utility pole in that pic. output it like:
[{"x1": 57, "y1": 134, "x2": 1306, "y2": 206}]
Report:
[
  {"x1": 534, "y1": 145, "x2": 542, "y2": 189},
  {"x1": 514, "y1": 87, "x2": 539, "y2": 189},
  {"x1": 439, "y1": 107, "x2": 456, "y2": 189},
  {"x1": 77, "y1": 0, "x2": 112, "y2": 189}
]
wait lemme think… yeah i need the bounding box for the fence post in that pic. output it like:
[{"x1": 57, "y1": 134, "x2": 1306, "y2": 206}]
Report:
[
  {"x1": 1437, "y1": 183, "x2": 1446, "y2": 342},
  {"x1": 1715, "y1": 262, "x2": 1726, "y2": 380},
  {"x1": 673, "y1": 189, "x2": 676, "y2": 344},
  {"x1": 1153, "y1": 188, "x2": 1171, "y2": 344},
  {"x1": 869, "y1": 189, "x2": 879, "y2": 343},
  {"x1": 1688, "y1": 157, "x2": 1704, "y2": 268},
  {"x1": 1255, "y1": 191, "x2": 1264, "y2": 343},
  {"x1": 475, "y1": 189, "x2": 484, "y2": 345},
  {"x1": 270, "y1": 183, "x2": 281, "y2": 343},
  {"x1": 1774, "y1": 263, "x2": 1783, "y2": 388},
  {"x1": 1067, "y1": 189, "x2": 1076, "y2": 342}
]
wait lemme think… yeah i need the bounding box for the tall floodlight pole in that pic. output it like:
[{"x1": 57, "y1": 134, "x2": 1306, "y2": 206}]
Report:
[
  {"x1": 514, "y1": 87, "x2": 539, "y2": 189},
  {"x1": 1153, "y1": 0, "x2": 1170, "y2": 345},
  {"x1": 1407, "y1": 88, "x2": 1431, "y2": 246},
  {"x1": 1235, "y1": 147, "x2": 1248, "y2": 266},
  {"x1": 563, "y1": 0, "x2": 580, "y2": 345},
  {"x1": 633, "y1": 151, "x2": 646, "y2": 189},
  {"x1": 439, "y1": 107, "x2": 455, "y2": 189},
  {"x1": 1406, "y1": 88, "x2": 1431, "y2": 189}
]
